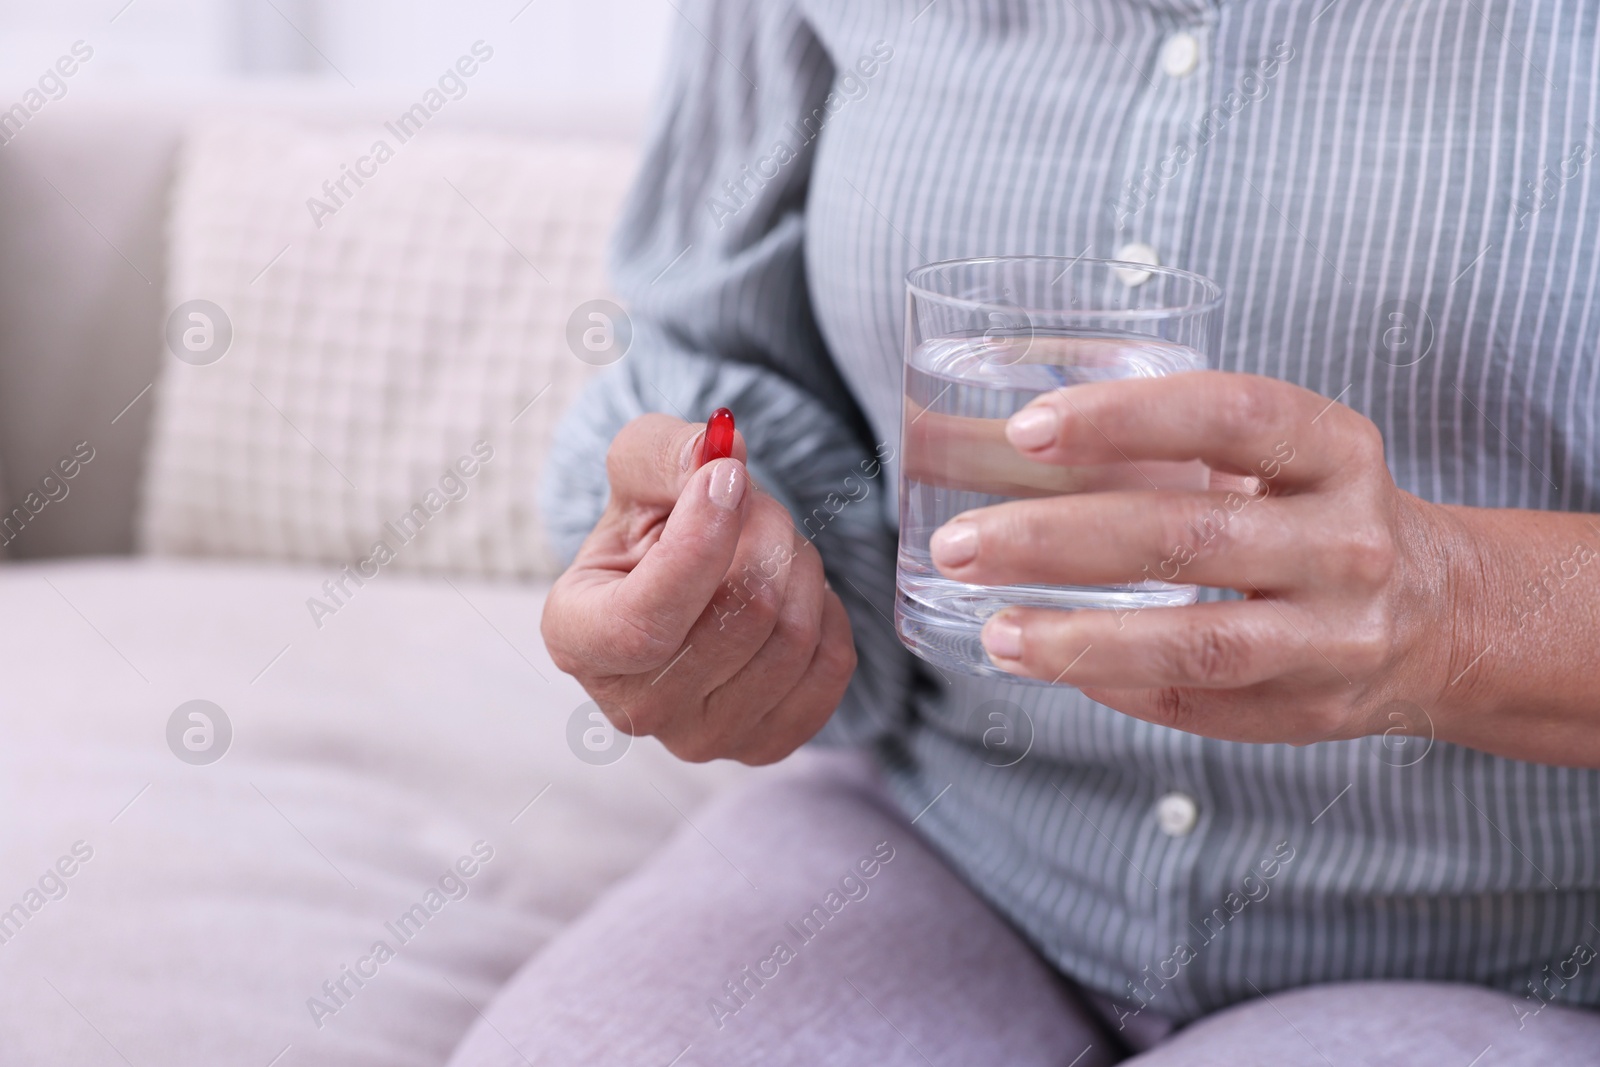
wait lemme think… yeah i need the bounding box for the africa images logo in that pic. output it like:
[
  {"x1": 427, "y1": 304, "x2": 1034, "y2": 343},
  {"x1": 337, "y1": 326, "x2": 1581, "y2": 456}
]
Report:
[
  {"x1": 566, "y1": 701, "x2": 631, "y2": 766},
  {"x1": 166, "y1": 700, "x2": 232, "y2": 766},
  {"x1": 164, "y1": 300, "x2": 233, "y2": 365}
]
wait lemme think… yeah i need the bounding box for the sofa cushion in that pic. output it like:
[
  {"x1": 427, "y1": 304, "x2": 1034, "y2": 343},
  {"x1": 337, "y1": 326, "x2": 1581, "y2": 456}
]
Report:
[
  {"x1": 0, "y1": 559, "x2": 755, "y2": 1066},
  {"x1": 139, "y1": 119, "x2": 635, "y2": 578}
]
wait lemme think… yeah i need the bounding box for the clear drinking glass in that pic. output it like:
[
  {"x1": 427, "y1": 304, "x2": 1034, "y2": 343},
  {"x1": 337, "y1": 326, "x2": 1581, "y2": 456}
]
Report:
[{"x1": 896, "y1": 255, "x2": 1224, "y2": 682}]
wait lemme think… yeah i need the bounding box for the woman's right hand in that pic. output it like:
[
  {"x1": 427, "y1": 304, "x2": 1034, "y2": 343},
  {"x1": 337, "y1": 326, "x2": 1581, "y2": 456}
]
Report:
[{"x1": 540, "y1": 414, "x2": 857, "y2": 765}]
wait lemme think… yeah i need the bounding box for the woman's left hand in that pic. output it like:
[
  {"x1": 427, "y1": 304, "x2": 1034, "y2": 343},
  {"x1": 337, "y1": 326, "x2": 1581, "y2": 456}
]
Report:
[{"x1": 928, "y1": 370, "x2": 1464, "y2": 746}]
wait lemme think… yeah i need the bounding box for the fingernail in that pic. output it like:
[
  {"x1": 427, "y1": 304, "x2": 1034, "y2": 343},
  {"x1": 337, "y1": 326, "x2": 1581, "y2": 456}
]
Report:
[
  {"x1": 681, "y1": 431, "x2": 704, "y2": 471},
  {"x1": 1007, "y1": 406, "x2": 1059, "y2": 450},
  {"x1": 983, "y1": 616, "x2": 1023, "y2": 661},
  {"x1": 708, "y1": 460, "x2": 746, "y2": 511},
  {"x1": 929, "y1": 521, "x2": 979, "y2": 568}
]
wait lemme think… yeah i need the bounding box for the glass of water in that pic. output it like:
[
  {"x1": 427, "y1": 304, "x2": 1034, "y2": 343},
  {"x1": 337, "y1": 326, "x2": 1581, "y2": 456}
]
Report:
[{"x1": 896, "y1": 255, "x2": 1224, "y2": 682}]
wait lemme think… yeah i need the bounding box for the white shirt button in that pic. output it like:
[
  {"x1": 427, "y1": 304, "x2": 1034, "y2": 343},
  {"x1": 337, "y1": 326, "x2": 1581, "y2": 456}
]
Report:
[
  {"x1": 1160, "y1": 32, "x2": 1200, "y2": 78},
  {"x1": 1113, "y1": 242, "x2": 1160, "y2": 286},
  {"x1": 1156, "y1": 792, "x2": 1199, "y2": 836}
]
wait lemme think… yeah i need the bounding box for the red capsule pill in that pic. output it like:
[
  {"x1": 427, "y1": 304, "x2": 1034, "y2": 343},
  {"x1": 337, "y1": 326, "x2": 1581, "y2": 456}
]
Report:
[{"x1": 701, "y1": 407, "x2": 735, "y2": 464}]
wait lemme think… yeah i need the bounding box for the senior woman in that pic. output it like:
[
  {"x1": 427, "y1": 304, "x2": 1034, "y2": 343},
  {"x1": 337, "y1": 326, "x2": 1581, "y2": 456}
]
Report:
[{"x1": 452, "y1": 1, "x2": 1600, "y2": 1063}]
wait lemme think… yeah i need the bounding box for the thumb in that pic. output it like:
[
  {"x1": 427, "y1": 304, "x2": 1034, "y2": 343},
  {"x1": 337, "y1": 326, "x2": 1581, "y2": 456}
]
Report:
[{"x1": 598, "y1": 457, "x2": 750, "y2": 673}]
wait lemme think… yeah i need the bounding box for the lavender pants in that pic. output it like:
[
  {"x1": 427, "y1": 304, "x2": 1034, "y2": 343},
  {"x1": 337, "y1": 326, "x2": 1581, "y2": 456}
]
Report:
[{"x1": 449, "y1": 751, "x2": 1599, "y2": 1066}]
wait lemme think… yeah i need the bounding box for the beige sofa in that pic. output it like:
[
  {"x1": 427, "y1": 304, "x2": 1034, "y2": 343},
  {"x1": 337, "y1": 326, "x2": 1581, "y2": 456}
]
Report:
[{"x1": 0, "y1": 90, "x2": 759, "y2": 1066}]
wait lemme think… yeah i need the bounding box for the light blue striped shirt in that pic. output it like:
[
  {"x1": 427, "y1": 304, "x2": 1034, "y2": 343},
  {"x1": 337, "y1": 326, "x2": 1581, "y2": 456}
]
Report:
[{"x1": 543, "y1": 0, "x2": 1600, "y2": 1023}]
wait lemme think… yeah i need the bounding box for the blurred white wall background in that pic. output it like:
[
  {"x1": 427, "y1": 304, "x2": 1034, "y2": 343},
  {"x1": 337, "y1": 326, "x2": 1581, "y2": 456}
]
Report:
[{"x1": 0, "y1": 0, "x2": 673, "y2": 119}]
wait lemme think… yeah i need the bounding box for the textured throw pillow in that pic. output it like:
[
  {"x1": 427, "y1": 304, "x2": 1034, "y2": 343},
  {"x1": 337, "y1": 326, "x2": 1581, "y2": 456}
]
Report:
[{"x1": 140, "y1": 118, "x2": 635, "y2": 578}]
